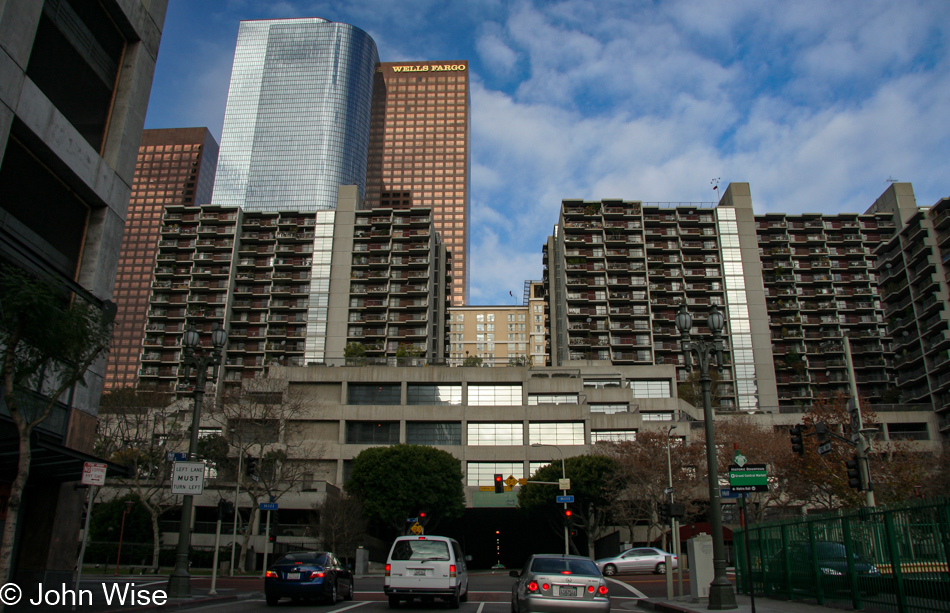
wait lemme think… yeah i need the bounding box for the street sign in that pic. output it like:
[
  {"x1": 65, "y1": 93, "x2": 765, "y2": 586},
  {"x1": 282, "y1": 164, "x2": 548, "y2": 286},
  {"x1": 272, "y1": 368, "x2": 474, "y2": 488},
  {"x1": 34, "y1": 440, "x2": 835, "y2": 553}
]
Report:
[
  {"x1": 504, "y1": 475, "x2": 518, "y2": 488},
  {"x1": 728, "y1": 463, "x2": 769, "y2": 493},
  {"x1": 664, "y1": 486, "x2": 673, "y2": 495},
  {"x1": 81, "y1": 462, "x2": 107, "y2": 486},
  {"x1": 260, "y1": 502, "x2": 278, "y2": 511},
  {"x1": 410, "y1": 522, "x2": 423, "y2": 535},
  {"x1": 817, "y1": 441, "x2": 833, "y2": 455},
  {"x1": 171, "y1": 461, "x2": 205, "y2": 495},
  {"x1": 556, "y1": 495, "x2": 574, "y2": 503},
  {"x1": 720, "y1": 488, "x2": 743, "y2": 499},
  {"x1": 558, "y1": 478, "x2": 571, "y2": 490},
  {"x1": 166, "y1": 451, "x2": 188, "y2": 462}
]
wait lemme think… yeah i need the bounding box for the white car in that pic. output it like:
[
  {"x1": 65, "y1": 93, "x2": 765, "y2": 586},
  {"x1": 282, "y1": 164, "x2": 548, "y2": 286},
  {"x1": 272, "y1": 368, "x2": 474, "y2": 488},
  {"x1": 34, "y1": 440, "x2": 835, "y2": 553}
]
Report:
[
  {"x1": 384, "y1": 535, "x2": 470, "y2": 608},
  {"x1": 595, "y1": 547, "x2": 678, "y2": 575}
]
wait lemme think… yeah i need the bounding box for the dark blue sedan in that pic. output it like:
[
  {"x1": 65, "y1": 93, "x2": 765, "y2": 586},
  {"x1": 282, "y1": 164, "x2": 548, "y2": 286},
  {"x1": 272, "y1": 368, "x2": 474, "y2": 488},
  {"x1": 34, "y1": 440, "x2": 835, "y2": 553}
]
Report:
[{"x1": 264, "y1": 551, "x2": 354, "y2": 605}]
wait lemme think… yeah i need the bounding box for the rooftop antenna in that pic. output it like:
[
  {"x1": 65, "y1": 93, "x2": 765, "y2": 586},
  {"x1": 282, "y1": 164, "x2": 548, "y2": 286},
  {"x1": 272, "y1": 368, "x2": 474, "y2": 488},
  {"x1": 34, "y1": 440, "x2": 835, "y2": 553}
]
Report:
[
  {"x1": 711, "y1": 177, "x2": 721, "y2": 201},
  {"x1": 886, "y1": 176, "x2": 898, "y2": 183}
]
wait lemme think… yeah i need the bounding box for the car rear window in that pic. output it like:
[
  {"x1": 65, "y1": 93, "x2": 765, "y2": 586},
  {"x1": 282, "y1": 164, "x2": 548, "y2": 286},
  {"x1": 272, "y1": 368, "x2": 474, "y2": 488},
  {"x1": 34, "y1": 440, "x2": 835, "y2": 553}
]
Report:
[
  {"x1": 391, "y1": 539, "x2": 451, "y2": 561},
  {"x1": 531, "y1": 557, "x2": 600, "y2": 576},
  {"x1": 277, "y1": 552, "x2": 328, "y2": 565}
]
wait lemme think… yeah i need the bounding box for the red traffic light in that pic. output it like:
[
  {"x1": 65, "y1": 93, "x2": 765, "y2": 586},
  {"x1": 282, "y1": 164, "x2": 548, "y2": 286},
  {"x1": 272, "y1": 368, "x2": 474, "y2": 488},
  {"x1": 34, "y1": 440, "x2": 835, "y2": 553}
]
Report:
[
  {"x1": 419, "y1": 512, "x2": 426, "y2": 518},
  {"x1": 564, "y1": 509, "x2": 572, "y2": 517}
]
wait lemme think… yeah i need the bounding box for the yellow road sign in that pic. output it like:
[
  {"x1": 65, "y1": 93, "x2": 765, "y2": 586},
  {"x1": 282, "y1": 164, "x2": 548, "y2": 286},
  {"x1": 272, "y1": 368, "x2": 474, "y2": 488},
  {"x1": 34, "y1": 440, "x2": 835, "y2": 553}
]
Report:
[
  {"x1": 504, "y1": 475, "x2": 518, "y2": 487},
  {"x1": 410, "y1": 522, "x2": 423, "y2": 535}
]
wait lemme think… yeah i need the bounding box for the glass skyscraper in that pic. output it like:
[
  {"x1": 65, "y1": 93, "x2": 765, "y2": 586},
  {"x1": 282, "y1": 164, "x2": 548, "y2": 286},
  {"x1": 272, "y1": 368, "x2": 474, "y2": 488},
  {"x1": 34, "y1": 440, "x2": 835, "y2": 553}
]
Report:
[{"x1": 212, "y1": 18, "x2": 379, "y2": 212}]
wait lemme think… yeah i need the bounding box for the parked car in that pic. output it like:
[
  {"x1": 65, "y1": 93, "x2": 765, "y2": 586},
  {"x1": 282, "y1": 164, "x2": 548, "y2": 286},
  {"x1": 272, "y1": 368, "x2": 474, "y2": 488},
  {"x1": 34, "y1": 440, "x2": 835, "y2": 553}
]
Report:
[
  {"x1": 595, "y1": 547, "x2": 678, "y2": 576},
  {"x1": 766, "y1": 541, "x2": 881, "y2": 595},
  {"x1": 384, "y1": 535, "x2": 470, "y2": 609},
  {"x1": 510, "y1": 554, "x2": 610, "y2": 612},
  {"x1": 264, "y1": 551, "x2": 354, "y2": 605}
]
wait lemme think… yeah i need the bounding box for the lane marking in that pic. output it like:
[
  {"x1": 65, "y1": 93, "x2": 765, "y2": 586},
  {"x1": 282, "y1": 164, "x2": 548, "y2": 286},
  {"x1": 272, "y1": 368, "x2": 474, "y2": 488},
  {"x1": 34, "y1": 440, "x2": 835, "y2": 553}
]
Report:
[
  {"x1": 606, "y1": 578, "x2": 648, "y2": 599},
  {"x1": 476, "y1": 603, "x2": 485, "y2": 613},
  {"x1": 333, "y1": 602, "x2": 372, "y2": 612}
]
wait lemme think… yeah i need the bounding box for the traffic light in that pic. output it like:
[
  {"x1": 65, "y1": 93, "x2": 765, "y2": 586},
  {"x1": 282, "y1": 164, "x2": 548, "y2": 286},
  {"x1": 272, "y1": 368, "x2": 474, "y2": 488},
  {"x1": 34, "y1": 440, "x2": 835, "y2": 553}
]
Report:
[
  {"x1": 419, "y1": 511, "x2": 429, "y2": 526},
  {"x1": 790, "y1": 425, "x2": 804, "y2": 455},
  {"x1": 845, "y1": 456, "x2": 861, "y2": 490},
  {"x1": 670, "y1": 503, "x2": 686, "y2": 519},
  {"x1": 217, "y1": 499, "x2": 234, "y2": 521},
  {"x1": 815, "y1": 422, "x2": 828, "y2": 445},
  {"x1": 493, "y1": 474, "x2": 504, "y2": 494},
  {"x1": 246, "y1": 456, "x2": 258, "y2": 477},
  {"x1": 562, "y1": 507, "x2": 574, "y2": 526},
  {"x1": 658, "y1": 502, "x2": 672, "y2": 524}
]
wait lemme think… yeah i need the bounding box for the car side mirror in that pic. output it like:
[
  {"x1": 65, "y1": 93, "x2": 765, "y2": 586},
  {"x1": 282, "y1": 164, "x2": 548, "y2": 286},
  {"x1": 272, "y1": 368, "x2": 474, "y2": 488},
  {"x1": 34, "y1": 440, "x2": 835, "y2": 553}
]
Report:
[{"x1": 509, "y1": 570, "x2": 520, "y2": 578}]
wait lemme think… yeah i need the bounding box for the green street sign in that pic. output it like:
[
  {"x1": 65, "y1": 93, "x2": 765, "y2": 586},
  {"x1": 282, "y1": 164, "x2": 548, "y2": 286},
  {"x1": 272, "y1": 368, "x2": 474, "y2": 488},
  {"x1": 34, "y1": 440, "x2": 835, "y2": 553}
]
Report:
[{"x1": 729, "y1": 463, "x2": 769, "y2": 492}]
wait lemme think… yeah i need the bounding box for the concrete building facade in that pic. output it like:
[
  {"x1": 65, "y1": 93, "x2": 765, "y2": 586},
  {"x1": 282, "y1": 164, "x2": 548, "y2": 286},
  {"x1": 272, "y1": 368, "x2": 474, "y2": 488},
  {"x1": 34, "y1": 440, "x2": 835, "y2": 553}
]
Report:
[{"x1": 0, "y1": 0, "x2": 167, "y2": 583}]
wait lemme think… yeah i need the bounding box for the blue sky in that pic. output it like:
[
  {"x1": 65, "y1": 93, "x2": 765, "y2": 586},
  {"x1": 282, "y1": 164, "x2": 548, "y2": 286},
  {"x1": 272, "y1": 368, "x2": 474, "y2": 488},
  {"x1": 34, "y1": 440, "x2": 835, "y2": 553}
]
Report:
[{"x1": 145, "y1": 0, "x2": 950, "y2": 306}]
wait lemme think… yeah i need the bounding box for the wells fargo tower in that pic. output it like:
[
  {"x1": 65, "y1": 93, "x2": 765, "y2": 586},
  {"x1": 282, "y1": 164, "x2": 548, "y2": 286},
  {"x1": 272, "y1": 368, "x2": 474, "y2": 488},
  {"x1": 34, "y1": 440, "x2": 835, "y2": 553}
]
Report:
[{"x1": 366, "y1": 61, "x2": 471, "y2": 306}]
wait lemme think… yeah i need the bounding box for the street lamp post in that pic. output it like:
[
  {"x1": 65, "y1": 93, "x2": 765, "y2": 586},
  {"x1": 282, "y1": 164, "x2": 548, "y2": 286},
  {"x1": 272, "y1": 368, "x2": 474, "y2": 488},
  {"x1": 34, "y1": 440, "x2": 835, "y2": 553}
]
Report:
[
  {"x1": 167, "y1": 322, "x2": 228, "y2": 598},
  {"x1": 666, "y1": 424, "x2": 683, "y2": 598},
  {"x1": 115, "y1": 500, "x2": 135, "y2": 576},
  {"x1": 530, "y1": 443, "x2": 568, "y2": 555},
  {"x1": 675, "y1": 305, "x2": 736, "y2": 610}
]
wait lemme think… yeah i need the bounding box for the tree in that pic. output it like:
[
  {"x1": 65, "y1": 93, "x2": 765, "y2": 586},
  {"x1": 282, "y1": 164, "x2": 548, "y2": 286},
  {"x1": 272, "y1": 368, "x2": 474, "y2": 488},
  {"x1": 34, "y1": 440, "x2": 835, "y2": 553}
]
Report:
[
  {"x1": 462, "y1": 355, "x2": 482, "y2": 367},
  {"x1": 713, "y1": 414, "x2": 799, "y2": 522},
  {"x1": 345, "y1": 445, "x2": 465, "y2": 535},
  {"x1": 677, "y1": 369, "x2": 722, "y2": 409},
  {"x1": 517, "y1": 454, "x2": 618, "y2": 559},
  {"x1": 783, "y1": 393, "x2": 930, "y2": 509},
  {"x1": 95, "y1": 388, "x2": 187, "y2": 571},
  {"x1": 313, "y1": 494, "x2": 367, "y2": 565},
  {"x1": 0, "y1": 267, "x2": 112, "y2": 585},
  {"x1": 599, "y1": 431, "x2": 705, "y2": 549},
  {"x1": 344, "y1": 342, "x2": 367, "y2": 366},
  {"x1": 395, "y1": 342, "x2": 423, "y2": 366},
  {"x1": 205, "y1": 376, "x2": 320, "y2": 572}
]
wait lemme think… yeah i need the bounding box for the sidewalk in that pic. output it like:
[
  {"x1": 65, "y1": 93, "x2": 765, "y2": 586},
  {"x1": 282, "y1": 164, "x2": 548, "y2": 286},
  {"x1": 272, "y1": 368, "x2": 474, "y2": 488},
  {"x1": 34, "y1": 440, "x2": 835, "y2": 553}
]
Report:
[{"x1": 639, "y1": 594, "x2": 858, "y2": 613}]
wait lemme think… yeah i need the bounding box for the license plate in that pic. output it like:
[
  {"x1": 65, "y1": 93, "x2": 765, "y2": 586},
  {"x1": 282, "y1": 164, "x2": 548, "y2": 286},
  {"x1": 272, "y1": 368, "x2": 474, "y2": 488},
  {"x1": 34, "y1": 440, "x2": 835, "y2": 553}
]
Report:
[
  {"x1": 413, "y1": 569, "x2": 427, "y2": 576},
  {"x1": 558, "y1": 586, "x2": 577, "y2": 597},
  {"x1": 286, "y1": 573, "x2": 300, "y2": 580}
]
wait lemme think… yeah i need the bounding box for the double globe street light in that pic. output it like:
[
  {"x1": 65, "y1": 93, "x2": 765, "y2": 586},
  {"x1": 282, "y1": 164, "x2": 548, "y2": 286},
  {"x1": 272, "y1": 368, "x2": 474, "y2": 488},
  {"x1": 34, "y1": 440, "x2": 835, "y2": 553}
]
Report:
[
  {"x1": 167, "y1": 322, "x2": 228, "y2": 598},
  {"x1": 675, "y1": 304, "x2": 736, "y2": 610}
]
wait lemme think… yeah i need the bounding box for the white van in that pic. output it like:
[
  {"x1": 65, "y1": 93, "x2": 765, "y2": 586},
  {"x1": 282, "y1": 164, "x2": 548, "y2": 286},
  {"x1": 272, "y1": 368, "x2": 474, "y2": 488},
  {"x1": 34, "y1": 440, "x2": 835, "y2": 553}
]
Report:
[{"x1": 384, "y1": 535, "x2": 470, "y2": 609}]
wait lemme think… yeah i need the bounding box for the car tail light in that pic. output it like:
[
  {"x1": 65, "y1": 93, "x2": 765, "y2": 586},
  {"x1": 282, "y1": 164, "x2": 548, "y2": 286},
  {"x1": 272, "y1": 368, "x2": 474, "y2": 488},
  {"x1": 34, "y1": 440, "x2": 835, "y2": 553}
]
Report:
[
  {"x1": 542, "y1": 583, "x2": 549, "y2": 591},
  {"x1": 527, "y1": 581, "x2": 539, "y2": 593},
  {"x1": 309, "y1": 571, "x2": 324, "y2": 579},
  {"x1": 587, "y1": 585, "x2": 594, "y2": 593},
  {"x1": 265, "y1": 571, "x2": 277, "y2": 578},
  {"x1": 450, "y1": 564, "x2": 456, "y2": 577},
  {"x1": 560, "y1": 570, "x2": 572, "y2": 574},
  {"x1": 598, "y1": 585, "x2": 608, "y2": 596},
  {"x1": 385, "y1": 564, "x2": 391, "y2": 577}
]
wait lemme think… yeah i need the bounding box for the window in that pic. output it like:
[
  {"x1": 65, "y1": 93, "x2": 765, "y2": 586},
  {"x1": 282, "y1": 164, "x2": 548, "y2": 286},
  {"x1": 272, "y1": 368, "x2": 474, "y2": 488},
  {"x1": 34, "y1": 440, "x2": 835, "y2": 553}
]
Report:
[
  {"x1": 348, "y1": 383, "x2": 401, "y2": 405},
  {"x1": 629, "y1": 380, "x2": 671, "y2": 398},
  {"x1": 346, "y1": 421, "x2": 399, "y2": 444},
  {"x1": 583, "y1": 379, "x2": 621, "y2": 389},
  {"x1": 590, "y1": 403, "x2": 629, "y2": 414},
  {"x1": 528, "y1": 394, "x2": 579, "y2": 405},
  {"x1": 529, "y1": 422, "x2": 584, "y2": 445},
  {"x1": 641, "y1": 411, "x2": 674, "y2": 421},
  {"x1": 467, "y1": 462, "x2": 522, "y2": 486},
  {"x1": 406, "y1": 422, "x2": 461, "y2": 445},
  {"x1": 592, "y1": 430, "x2": 637, "y2": 442},
  {"x1": 467, "y1": 423, "x2": 523, "y2": 445},
  {"x1": 468, "y1": 384, "x2": 522, "y2": 406},
  {"x1": 407, "y1": 384, "x2": 462, "y2": 405}
]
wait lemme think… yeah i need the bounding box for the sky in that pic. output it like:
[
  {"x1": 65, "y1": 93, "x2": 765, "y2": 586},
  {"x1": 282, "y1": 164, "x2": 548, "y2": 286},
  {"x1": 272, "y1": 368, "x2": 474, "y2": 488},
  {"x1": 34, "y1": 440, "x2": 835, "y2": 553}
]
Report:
[{"x1": 144, "y1": 0, "x2": 950, "y2": 306}]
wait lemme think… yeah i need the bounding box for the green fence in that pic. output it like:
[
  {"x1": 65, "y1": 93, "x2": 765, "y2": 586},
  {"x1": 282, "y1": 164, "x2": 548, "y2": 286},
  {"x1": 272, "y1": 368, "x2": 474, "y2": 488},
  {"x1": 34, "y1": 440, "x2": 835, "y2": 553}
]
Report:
[{"x1": 735, "y1": 498, "x2": 950, "y2": 613}]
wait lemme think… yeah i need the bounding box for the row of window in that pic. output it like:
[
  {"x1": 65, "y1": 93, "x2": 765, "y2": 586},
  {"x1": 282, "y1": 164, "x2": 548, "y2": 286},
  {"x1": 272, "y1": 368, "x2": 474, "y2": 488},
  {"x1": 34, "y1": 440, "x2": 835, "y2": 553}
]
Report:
[
  {"x1": 346, "y1": 421, "x2": 601, "y2": 446},
  {"x1": 347, "y1": 381, "x2": 672, "y2": 405}
]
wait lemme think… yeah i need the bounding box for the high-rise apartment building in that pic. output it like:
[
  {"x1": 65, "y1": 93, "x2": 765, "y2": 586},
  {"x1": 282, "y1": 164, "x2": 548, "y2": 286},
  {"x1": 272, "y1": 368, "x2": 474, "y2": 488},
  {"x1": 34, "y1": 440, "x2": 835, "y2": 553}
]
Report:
[
  {"x1": 0, "y1": 0, "x2": 167, "y2": 584},
  {"x1": 136, "y1": 187, "x2": 449, "y2": 391},
  {"x1": 366, "y1": 61, "x2": 471, "y2": 305},
  {"x1": 542, "y1": 183, "x2": 920, "y2": 413},
  {"x1": 106, "y1": 128, "x2": 218, "y2": 390},
  {"x1": 211, "y1": 18, "x2": 379, "y2": 213}
]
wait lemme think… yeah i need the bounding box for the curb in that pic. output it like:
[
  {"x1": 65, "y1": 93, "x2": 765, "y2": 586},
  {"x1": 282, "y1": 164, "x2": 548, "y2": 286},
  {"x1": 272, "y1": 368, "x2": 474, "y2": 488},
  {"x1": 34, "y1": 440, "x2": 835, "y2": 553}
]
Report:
[{"x1": 637, "y1": 600, "x2": 699, "y2": 613}]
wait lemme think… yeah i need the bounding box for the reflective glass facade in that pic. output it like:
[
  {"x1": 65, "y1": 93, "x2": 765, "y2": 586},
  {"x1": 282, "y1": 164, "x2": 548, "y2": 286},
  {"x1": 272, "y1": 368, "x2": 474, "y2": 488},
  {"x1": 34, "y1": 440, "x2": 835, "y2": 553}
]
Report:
[{"x1": 212, "y1": 18, "x2": 378, "y2": 212}]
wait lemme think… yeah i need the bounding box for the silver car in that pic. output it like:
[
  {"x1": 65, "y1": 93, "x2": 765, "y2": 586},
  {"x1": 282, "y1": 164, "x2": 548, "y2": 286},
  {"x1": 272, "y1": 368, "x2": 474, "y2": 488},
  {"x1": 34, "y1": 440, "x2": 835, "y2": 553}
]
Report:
[
  {"x1": 510, "y1": 554, "x2": 609, "y2": 613},
  {"x1": 595, "y1": 547, "x2": 678, "y2": 576}
]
